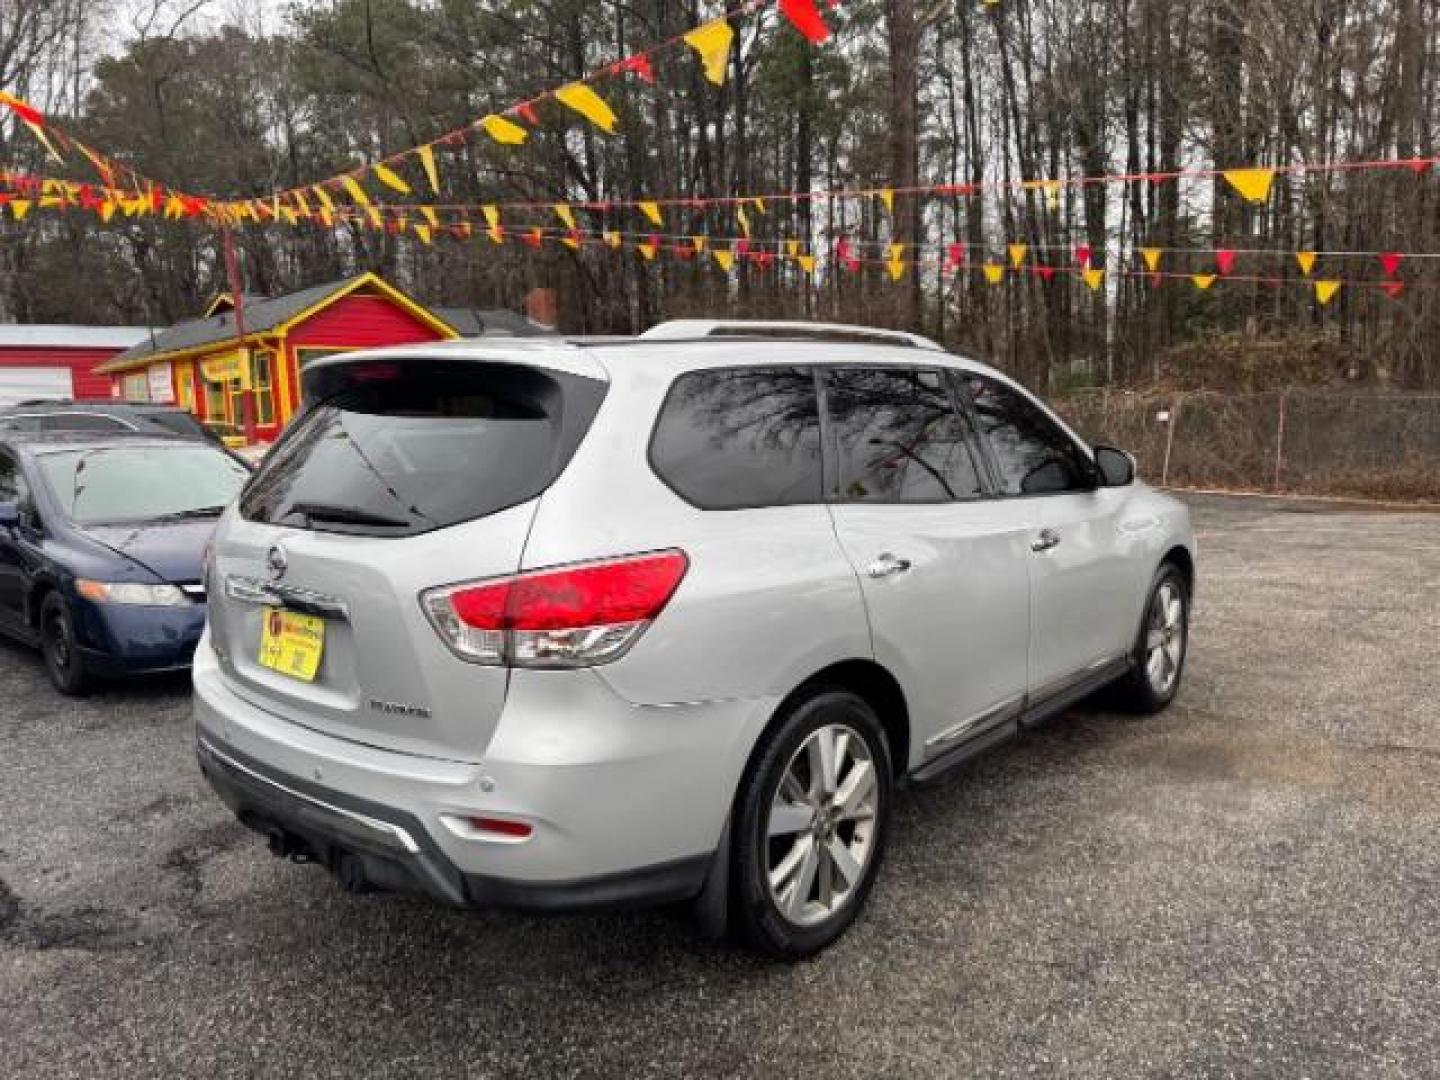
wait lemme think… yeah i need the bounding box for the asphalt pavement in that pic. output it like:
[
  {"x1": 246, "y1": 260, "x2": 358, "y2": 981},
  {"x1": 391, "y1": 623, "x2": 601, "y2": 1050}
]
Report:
[{"x1": 2, "y1": 494, "x2": 1438, "y2": 1078}]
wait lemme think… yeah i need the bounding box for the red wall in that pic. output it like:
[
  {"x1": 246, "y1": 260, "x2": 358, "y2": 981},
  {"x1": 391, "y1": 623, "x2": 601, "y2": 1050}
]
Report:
[
  {"x1": 0, "y1": 346, "x2": 120, "y2": 399},
  {"x1": 287, "y1": 294, "x2": 445, "y2": 349}
]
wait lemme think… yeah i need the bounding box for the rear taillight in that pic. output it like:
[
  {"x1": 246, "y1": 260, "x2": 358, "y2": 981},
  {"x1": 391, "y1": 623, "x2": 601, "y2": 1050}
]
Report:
[{"x1": 420, "y1": 550, "x2": 689, "y2": 668}]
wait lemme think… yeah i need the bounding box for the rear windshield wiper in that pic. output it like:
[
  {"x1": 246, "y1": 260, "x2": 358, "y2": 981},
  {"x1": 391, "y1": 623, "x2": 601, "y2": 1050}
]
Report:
[{"x1": 286, "y1": 501, "x2": 411, "y2": 528}]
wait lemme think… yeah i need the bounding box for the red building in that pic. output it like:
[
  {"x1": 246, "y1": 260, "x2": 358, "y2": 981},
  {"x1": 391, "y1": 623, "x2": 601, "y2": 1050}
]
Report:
[{"x1": 0, "y1": 324, "x2": 150, "y2": 407}]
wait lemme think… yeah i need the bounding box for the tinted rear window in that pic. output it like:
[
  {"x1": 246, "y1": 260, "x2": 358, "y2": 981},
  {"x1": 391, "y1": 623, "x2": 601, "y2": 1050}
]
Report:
[
  {"x1": 239, "y1": 360, "x2": 606, "y2": 536},
  {"x1": 649, "y1": 367, "x2": 822, "y2": 509}
]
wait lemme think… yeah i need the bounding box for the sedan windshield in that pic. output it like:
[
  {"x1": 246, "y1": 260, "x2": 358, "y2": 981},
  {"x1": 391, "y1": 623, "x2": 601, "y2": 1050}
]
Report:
[{"x1": 36, "y1": 444, "x2": 251, "y2": 525}]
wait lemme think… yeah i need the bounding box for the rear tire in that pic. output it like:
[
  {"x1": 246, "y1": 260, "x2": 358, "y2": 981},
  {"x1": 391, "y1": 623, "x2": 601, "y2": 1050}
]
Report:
[
  {"x1": 40, "y1": 592, "x2": 90, "y2": 697},
  {"x1": 1111, "y1": 563, "x2": 1189, "y2": 714},
  {"x1": 730, "y1": 688, "x2": 893, "y2": 959}
]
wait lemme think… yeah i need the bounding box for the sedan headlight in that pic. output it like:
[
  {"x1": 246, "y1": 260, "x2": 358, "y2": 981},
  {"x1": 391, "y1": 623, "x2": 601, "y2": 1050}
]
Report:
[{"x1": 75, "y1": 580, "x2": 191, "y2": 607}]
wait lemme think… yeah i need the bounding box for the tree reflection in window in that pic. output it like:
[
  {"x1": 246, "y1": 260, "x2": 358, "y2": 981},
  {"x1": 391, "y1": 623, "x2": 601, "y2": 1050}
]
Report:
[{"x1": 962, "y1": 374, "x2": 1091, "y2": 496}]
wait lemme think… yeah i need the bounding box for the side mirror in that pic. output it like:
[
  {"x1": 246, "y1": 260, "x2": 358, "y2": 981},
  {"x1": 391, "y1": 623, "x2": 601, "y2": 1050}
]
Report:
[
  {"x1": 0, "y1": 501, "x2": 19, "y2": 527},
  {"x1": 1093, "y1": 446, "x2": 1136, "y2": 487}
]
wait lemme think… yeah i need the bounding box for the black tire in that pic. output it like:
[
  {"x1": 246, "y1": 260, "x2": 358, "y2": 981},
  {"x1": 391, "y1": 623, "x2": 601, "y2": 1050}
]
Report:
[
  {"x1": 40, "y1": 592, "x2": 90, "y2": 696},
  {"x1": 730, "y1": 688, "x2": 893, "y2": 960},
  {"x1": 1110, "y1": 563, "x2": 1189, "y2": 714}
]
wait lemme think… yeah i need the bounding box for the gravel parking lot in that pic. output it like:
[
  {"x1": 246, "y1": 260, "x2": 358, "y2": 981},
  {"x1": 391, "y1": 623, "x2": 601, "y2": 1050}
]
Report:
[{"x1": 3, "y1": 494, "x2": 1437, "y2": 1078}]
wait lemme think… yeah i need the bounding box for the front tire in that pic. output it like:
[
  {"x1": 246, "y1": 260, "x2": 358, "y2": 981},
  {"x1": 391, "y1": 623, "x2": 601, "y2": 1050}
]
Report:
[
  {"x1": 1112, "y1": 563, "x2": 1189, "y2": 714},
  {"x1": 40, "y1": 592, "x2": 90, "y2": 696},
  {"x1": 731, "y1": 688, "x2": 893, "y2": 959}
]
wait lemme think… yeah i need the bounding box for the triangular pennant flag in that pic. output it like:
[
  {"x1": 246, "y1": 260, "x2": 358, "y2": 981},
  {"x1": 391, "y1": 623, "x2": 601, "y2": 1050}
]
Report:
[
  {"x1": 1379, "y1": 252, "x2": 1403, "y2": 277},
  {"x1": 786, "y1": 239, "x2": 801, "y2": 257},
  {"x1": 10, "y1": 199, "x2": 31, "y2": 221},
  {"x1": 562, "y1": 230, "x2": 581, "y2": 250},
  {"x1": 1082, "y1": 267, "x2": 1105, "y2": 291},
  {"x1": 1041, "y1": 180, "x2": 1061, "y2": 211},
  {"x1": 604, "y1": 229, "x2": 622, "y2": 248},
  {"x1": 1007, "y1": 243, "x2": 1028, "y2": 269},
  {"x1": 751, "y1": 198, "x2": 766, "y2": 214},
  {"x1": 685, "y1": 20, "x2": 735, "y2": 86},
  {"x1": 691, "y1": 235, "x2": 707, "y2": 253},
  {"x1": 638, "y1": 200, "x2": 663, "y2": 226},
  {"x1": 1223, "y1": 167, "x2": 1275, "y2": 204},
  {"x1": 736, "y1": 204, "x2": 751, "y2": 237},
  {"x1": 887, "y1": 243, "x2": 906, "y2": 281},
  {"x1": 1191, "y1": 274, "x2": 1217, "y2": 290},
  {"x1": 479, "y1": 114, "x2": 529, "y2": 145},
  {"x1": 780, "y1": 0, "x2": 830, "y2": 42},
  {"x1": 372, "y1": 163, "x2": 411, "y2": 195},
  {"x1": 1295, "y1": 251, "x2": 1317, "y2": 276},
  {"x1": 1075, "y1": 243, "x2": 1092, "y2": 268},
  {"x1": 414, "y1": 224, "x2": 432, "y2": 245},
  {"x1": 1314, "y1": 280, "x2": 1341, "y2": 306},
  {"x1": 365, "y1": 205, "x2": 383, "y2": 230},
  {"x1": 1382, "y1": 281, "x2": 1406, "y2": 299},
  {"x1": 488, "y1": 223, "x2": 505, "y2": 245},
  {"x1": 615, "y1": 53, "x2": 655, "y2": 83},
  {"x1": 983, "y1": 263, "x2": 1005, "y2": 284},
  {"x1": 555, "y1": 82, "x2": 618, "y2": 133},
  {"x1": 482, "y1": 205, "x2": 500, "y2": 230},
  {"x1": 554, "y1": 204, "x2": 577, "y2": 230},
  {"x1": 1035, "y1": 265, "x2": 1056, "y2": 282},
  {"x1": 797, "y1": 254, "x2": 817, "y2": 274},
  {"x1": 1140, "y1": 247, "x2": 1162, "y2": 272},
  {"x1": 523, "y1": 227, "x2": 543, "y2": 249},
  {"x1": 946, "y1": 242, "x2": 966, "y2": 269},
  {"x1": 339, "y1": 175, "x2": 372, "y2": 207},
  {"x1": 99, "y1": 200, "x2": 117, "y2": 222},
  {"x1": 836, "y1": 237, "x2": 859, "y2": 272},
  {"x1": 416, "y1": 145, "x2": 440, "y2": 195},
  {"x1": 712, "y1": 249, "x2": 735, "y2": 272},
  {"x1": 420, "y1": 206, "x2": 439, "y2": 230},
  {"x1": 637, "y1": 240, "x2": 657, "y2": 261},
  {"x1": 1215, "y1": 249, "x2": 1236, "y2": 275},
  {"x1": 878, "y1": 188, "x2": 894, "y2": 214}
]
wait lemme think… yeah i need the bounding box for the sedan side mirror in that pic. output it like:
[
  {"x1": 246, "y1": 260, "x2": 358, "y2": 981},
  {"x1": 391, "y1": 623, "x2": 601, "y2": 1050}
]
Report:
[
  {"x1": 0, "y1": 500, "x2": 19, "y2": 527},
  {"x1": 1093, "y1": 446, "x2": 1136, "y2": 487}
]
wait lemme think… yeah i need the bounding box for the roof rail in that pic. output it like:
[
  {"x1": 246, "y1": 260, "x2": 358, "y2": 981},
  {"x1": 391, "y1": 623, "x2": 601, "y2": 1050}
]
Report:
[{"x1": 639, "y1": 319, "x2": 945, "y2": 351}]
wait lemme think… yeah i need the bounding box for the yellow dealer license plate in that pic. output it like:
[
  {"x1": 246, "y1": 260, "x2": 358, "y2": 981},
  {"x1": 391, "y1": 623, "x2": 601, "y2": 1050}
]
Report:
[{"x1": 258, "y1": 607, "x2": 325, "y2": 682}]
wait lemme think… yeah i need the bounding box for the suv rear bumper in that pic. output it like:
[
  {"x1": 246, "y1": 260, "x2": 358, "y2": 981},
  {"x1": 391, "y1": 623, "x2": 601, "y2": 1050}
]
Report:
[{"x1": 197, "y1": 735, "x2": 710, "y2": 911}]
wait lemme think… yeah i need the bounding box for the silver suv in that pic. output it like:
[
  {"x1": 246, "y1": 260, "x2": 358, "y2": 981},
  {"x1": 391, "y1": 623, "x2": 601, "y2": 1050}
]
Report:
[{"x1": 195, "y1": 320, "x2": 1194, "y2": 957}]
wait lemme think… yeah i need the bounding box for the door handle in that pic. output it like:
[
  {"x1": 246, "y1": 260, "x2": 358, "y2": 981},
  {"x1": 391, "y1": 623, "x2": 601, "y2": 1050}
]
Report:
[
  {"x1": 866, "y1": 553, "x2": 912, "y2": 579},
  {"x1": 1031, "y1": 528, "x2": 1061, "y2": 553}
]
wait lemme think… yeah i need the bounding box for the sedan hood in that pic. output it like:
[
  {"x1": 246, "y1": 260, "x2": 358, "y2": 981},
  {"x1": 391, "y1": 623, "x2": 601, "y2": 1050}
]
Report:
[{"x1": 79, "y1": 519, "x2": 218, "y2": 583}]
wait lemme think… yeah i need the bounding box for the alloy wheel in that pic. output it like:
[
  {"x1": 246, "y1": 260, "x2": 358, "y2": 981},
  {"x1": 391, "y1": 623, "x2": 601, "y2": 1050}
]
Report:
[
  {"x1": 1145, "y1": 580, "x2": 1185, "y2": 694},
  {"x1": 764, "y1": 723, "x2": 880, "y2": 927}
]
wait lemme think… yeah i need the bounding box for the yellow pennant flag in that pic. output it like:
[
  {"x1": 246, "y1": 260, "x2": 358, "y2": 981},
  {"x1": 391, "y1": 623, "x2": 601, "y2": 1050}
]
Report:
[
  {"x1": 293, "y1": 190, "x2": 313, "y2": 218},
  {"x1": 279, "y1": 207, "x2": 298, "y2": 226},
  {"x1": 340, "y1": 174, "x2": 372, "y2": 207},
  {"x1": 983, "y1": 263, "x2": 1004, "y2": 285},
  {"x1": 604, "y1": 229, "x2": 622, "y2": 248},
  {"x1": 685, "y1": 20, "x2": 734, "y2": 86},
  {"x1": 1192, "y1": 274, "x2": 1217, "y2": 290},
  {"x1": 797, "y1": 254, "x2": 816, "y2": 274},
  {"x1": 10, "y1": 199, "x2": 32, "y2": 220},
  {"x1": 373, "y1": 163, "x2": 411, "y2": 195},
  {"x1": 691, "y1": 235, "x2": 708, "y2": 253},
  {"x1": 482, "y1": 205, "x2": 500, "y2": 230},
  {"x1": 414, "y1": 224, "x2": 432, "y2": 245},
  {"x1": 878, "y1": 188, "x2": 894, "y2": 214},
  {"x1": 555, "y1": 83, "x2": 618, "y2": 134},
  {"x1": 712, "y1": 249, "x2": 735, "y2": 272},
  {"x1": 99, "y1": 200, "x2": 117, "y2": 222},
  {"x1": 480, "y1": 114, "x2": 528, "y2": 145},
  {"x1": 1314, "y1": 280, "x2": 1341, "y2": 306},
  {"x1": 562, "y1": 233, "x2": 581, "y2": 250},
  {"x1": 1082, "y1": 267, "x2": 1105, "y2": 291},
  {"x1": 887, "y1": 243, "x2": 906, "y2": 281},
  {"x1": 1042, "y1": 180, "x2": 1061, "y2": 211},
  {"x1": 1140, "y1": 247, "x2": 1162, "y2": 272},
  {"x1": 637, "y1": 241, "x2": 657, "y2": 261},
  {"x1": 554, "y1": 204, "x2": 577, "y2": 230},
  {"x1": 1223, "y1": 167, "x2": 1275, "y2": 204},
  {"x1": 365, "y1": 205, "x2": 383, "y2": 230},
  {"x1": 420, "y1": 206, "x2": 439, "y2": 230},
  {"x1": 737, "y1": 205, "x2": 751, "y2": 238},
  {"x1": 312, "y1": 186, "x2": 336, "y2": 221},
  {"x1": 786, "y1": 239, "x2": 800, "y2": 257},
  {"x1": 487, "y1": 226, "x2": 504, "y2": 244},
  {"x1": 1295, "y1": 251, "x2": 1317, "y2": 276},
  {"x1": 751, "y1": 198, "x2": 766, "y2": 214},
  {"x1": 638, "y1": 201, "x2": 663, "y2": 226},
  {"x1": 1007, "y1": 243, "x2": 1028, "y2": 269},
  {"x1": 416, "y1": 145, "x2": 441, "y2": 195}
]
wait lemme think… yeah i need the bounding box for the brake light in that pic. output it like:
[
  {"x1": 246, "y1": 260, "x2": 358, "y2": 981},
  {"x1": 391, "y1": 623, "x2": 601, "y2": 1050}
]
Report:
[{"x1": 421, "y1": 550, "x2": 688, "y2": 667}]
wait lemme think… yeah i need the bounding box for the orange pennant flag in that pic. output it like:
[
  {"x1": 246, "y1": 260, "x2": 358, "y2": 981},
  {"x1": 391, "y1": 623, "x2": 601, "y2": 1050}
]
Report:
[
  {"x1": 1223, "y1": 167, "x2": 1275, "y2": 204},
  {"x1": 372, "y1": 163, "x2": 411, "y2": 195},
  {"x1": 1140, "y1": 247, "x2": 1162, "y2": 272},
  {"x1": 1007, "y1": 243, "x2": 1028, "y2": 269},
  {"x1": 1191, "y1": 274, "x2": 1217, "y2": 291},
  {"x1": 685, "y1": 20, "x2": 734, "y2": 85},
  {"x1": 1314, "y1": 280, "x2": 1341, "y2": 306},
  {"x1": 479, "y1": 114, "x2": 528, "y2": 145},
  {"x1": 416, "y1": 145, "x2": 441, "y2": 195},
  {"x1": 638, "y1": 201, "x2": 663, "y2": 226},
  {"x1": 555, "y1": 83, "x2": 618, "y2": 133},
  {"x1": 1295, "y1": 251, "x2": 1317, "y2": 276}
]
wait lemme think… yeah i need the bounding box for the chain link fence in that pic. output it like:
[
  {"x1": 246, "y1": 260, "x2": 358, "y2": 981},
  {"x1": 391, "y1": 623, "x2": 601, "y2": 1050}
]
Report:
[{"x1": 1055, "y1": 389, "x2": 1440, "y2": 503}]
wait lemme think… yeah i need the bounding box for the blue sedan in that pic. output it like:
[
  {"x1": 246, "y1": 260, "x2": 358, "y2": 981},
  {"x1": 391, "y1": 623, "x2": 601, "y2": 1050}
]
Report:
[{"x1": 0, "y1": 432, "x2": 251, "y2": 694}]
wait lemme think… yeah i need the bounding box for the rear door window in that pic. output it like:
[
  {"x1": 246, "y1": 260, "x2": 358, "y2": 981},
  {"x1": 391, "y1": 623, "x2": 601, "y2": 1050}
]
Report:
[
  {"x1": 649, "y1": 367, "x2": 823, "y2": 509},
  {"x1": 826, "y1": 367, "x2": 984, "y2": 502},
  {"x1": 240, "y1": 359, "x2": 606, "y2": 535}
]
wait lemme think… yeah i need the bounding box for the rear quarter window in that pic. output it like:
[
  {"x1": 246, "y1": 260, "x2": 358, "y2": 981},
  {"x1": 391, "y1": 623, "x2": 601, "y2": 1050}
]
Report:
[{"x1": 649, "y1": 367, "x2": 823, "y2": 509}]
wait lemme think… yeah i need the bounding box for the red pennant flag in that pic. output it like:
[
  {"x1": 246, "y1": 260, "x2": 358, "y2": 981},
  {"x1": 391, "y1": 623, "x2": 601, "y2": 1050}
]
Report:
[
  {"x1": 837, "y1": 236, "x2": 859, "y2": 272},
  {"x1": 1215, "y1": 249, "x2": 1236, "y2": 275},
  {"x1": 779, "y1": 0, "x2": 831, "y2": 42},
  {"x1": 0, "y1": 94, "x2": 44, "y2": 127},
  {"x1": 1148, "y1": 272, "x2": 1162, "y2": 289},
  {"x1": 1075, "y1": 244, "x2": 1092, "y2": 268},
  {"x1": 754, "y1": 251, "x2": 775, "y2": 269},
  {"x1": 523, "y1": 228, "x2": 543, "y2": 249},
  {"x1": 1379, "y1": 252, "x2": 1403, "y2": 277},
  {"x1": 78, "y1": 184, "x2": 101, "y2": 211},
  {"x1": 735, "y1": 237, "x2": 750, "y2": 258},
  {"x1": 516, "y1": 102, "x2": 540, "y2": 126},
  {"x1": 615, "y1": 53, "x2": 655, "y2": 83},
  {"x1": 1382, "y1": 281, "x2": 1406, "y2": 299},
  {"x1": 1407, "y1": 159, "x2": 1434, "y2": 176},
  {"x1": 1035, "y1": 265, "x2": 1055, "y2": 282},
  {"x1": 945, "y1": 242, "x2": 965, "y2": 269}
]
